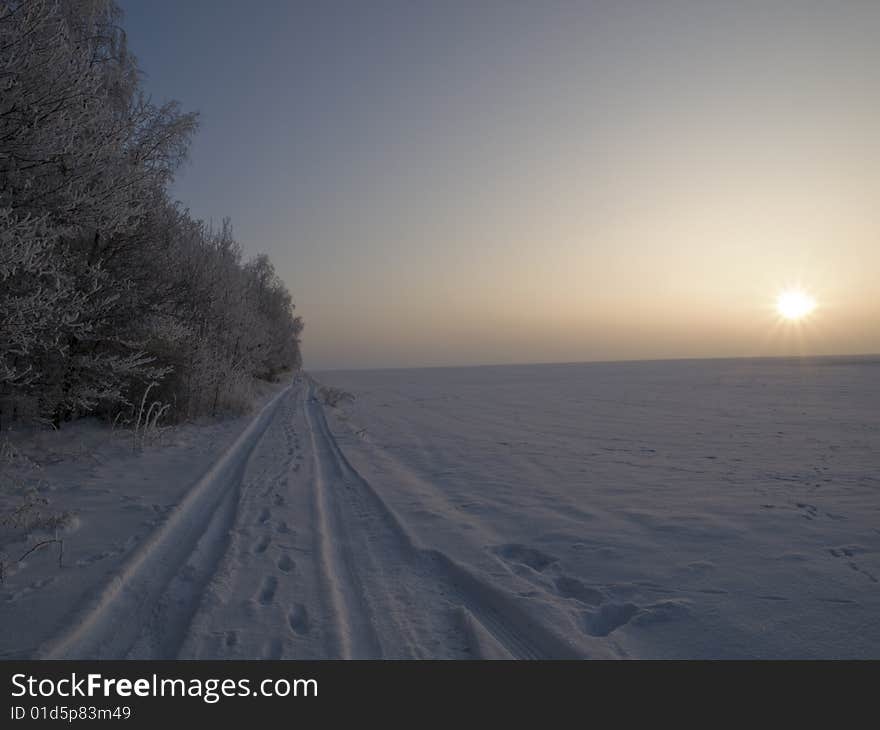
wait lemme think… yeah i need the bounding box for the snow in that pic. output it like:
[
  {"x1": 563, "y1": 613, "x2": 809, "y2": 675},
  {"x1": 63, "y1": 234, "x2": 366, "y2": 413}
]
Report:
[
  {"x1": 0, "y1": 380, "x2": 287, "y2": 659},
  {"x1": 2, "y1": 357, "x2": 879, "y2": 658},
  {"x1": 313, "y1": 357, "x2": 880, "y2": 658}
]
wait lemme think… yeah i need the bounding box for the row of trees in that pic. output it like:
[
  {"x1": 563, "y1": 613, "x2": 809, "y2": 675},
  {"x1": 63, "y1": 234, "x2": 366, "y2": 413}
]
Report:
[{"x1": 0, "y1": 0, "x2": 303, "y2": 430}]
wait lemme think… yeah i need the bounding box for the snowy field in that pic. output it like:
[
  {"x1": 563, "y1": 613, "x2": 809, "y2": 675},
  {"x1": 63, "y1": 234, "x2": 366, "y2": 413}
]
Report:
[
  {"x1": 1, "y1": 357, "x2": 878, "y2": 659},
  {"x1": 315, "y1": 357, "x2": 880, "y2": 658}
]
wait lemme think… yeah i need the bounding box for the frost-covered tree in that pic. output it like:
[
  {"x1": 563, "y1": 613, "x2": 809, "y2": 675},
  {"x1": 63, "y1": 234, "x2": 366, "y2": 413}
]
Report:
[
  {"x1": 0, "y1": 0, "x2": 196, "y2": 425},
  {"x1": 0, "y1": 1, "x2": 303, "y2": 430}
]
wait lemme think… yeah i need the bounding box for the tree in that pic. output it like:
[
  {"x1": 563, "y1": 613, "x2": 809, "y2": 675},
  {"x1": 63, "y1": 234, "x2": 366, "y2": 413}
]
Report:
[{"x1": 1, "y1": 1, "x2": 302, "y2": 430}]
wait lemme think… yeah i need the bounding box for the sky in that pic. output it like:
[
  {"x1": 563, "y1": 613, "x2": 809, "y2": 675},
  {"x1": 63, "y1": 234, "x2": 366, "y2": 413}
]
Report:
[{"x1": 117, "y1": 0, "x2": 880, "y2": 370}]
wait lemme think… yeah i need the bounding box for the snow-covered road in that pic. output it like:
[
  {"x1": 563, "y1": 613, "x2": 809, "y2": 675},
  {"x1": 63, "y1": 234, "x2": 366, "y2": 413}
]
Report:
[{"x1": 36, "y1": 381, "x2": 592, "y2": 659}]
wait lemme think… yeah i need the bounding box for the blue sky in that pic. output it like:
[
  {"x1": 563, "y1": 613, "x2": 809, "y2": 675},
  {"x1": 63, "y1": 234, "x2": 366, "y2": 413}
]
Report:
[{"x1": 119, "y1": 1, "x2": 880, "y2": 369}]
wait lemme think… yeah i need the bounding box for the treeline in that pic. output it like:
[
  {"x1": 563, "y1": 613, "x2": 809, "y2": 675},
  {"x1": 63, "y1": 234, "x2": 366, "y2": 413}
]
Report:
[{"x1": 0, "y1": 1, "x2": 303, "y2": 430}]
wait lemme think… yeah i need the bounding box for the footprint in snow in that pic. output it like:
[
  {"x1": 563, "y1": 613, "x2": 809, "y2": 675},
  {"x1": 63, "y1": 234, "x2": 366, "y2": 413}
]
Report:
[
  {"x1": 829, "y1": 546, "x2": 858, "y2": 558},
  {"x1": 494, "y1": 543, "x2": 558, "y2": 572},
  {"x1": 263, "y1": 638, "x2": 284, "y2": 659},
  {"x1": 288, "y1": 604, "x2": 310, "y2": 635},
  {"x1": 795, "y1": 503, "x2": 819, "y2": 520},
  {"x1": 258, "y1": 576, "x2": 278, "y2": 605},
  {"x1": 630, "y1": 599, "x2": 692, "y2": 627},
  {"x1": 582, "y1": 602, "x2": 640, "y2": 636},
  {"x1": 828, "y1": 545, "x2": 878, "y2": 583},
  {"x1": 581, "y1": 598, "x2": 692, "y2": 636},
  {"x1": 553, "y1": 576, "x2": 605, "y2": 606}
]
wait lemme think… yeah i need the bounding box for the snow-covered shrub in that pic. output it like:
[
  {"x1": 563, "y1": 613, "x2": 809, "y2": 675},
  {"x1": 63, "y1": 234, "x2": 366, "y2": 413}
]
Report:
[
  {"x1": 319, "y1": 386, "x2": 355, "y2": 409},
  {"x1": 0, "y1": 437, "x2": 71, "y2": 583}
]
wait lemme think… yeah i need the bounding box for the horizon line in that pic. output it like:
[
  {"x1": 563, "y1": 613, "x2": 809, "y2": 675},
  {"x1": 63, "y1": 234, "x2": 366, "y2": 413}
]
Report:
[{"x1": 308, "y1": 350, "x2": 880, "y2": 374}]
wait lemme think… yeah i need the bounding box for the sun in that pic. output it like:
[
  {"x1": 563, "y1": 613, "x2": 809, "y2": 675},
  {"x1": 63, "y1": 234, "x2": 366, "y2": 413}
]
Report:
[{"x1": 776, "y1": 289, "x2": 816, "y2": 321}]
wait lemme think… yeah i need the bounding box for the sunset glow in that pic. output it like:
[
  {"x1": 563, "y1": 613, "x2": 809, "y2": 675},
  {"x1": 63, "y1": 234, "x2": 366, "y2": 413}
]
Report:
[{"x1": 776, "y1": 289, "x2": 816, "y2": 321}]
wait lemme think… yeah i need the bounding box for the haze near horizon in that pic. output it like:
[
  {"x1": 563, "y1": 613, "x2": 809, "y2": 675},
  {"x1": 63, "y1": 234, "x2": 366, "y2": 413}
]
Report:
[{"x1": 119, "y1": 1, "x2": 880, "y2": 369}]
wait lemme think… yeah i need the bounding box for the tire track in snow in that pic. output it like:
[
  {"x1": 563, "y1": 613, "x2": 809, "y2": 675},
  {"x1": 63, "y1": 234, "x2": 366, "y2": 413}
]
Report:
[
  {"x1": 305, "y1": 382, "x2": 586, "y2": 659},
  {"x1": 143, "y1": 384, "x2": 305, "y2": 659},
  {"x1": 305, "y1": 391, "x2": 383, "y2": 658},
  {"x1": 36, "y1": 385, "x2": 292, "y2": 659},
  {"x1": 179, "y1": 384, "x2": 336, "y2": 660}
]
